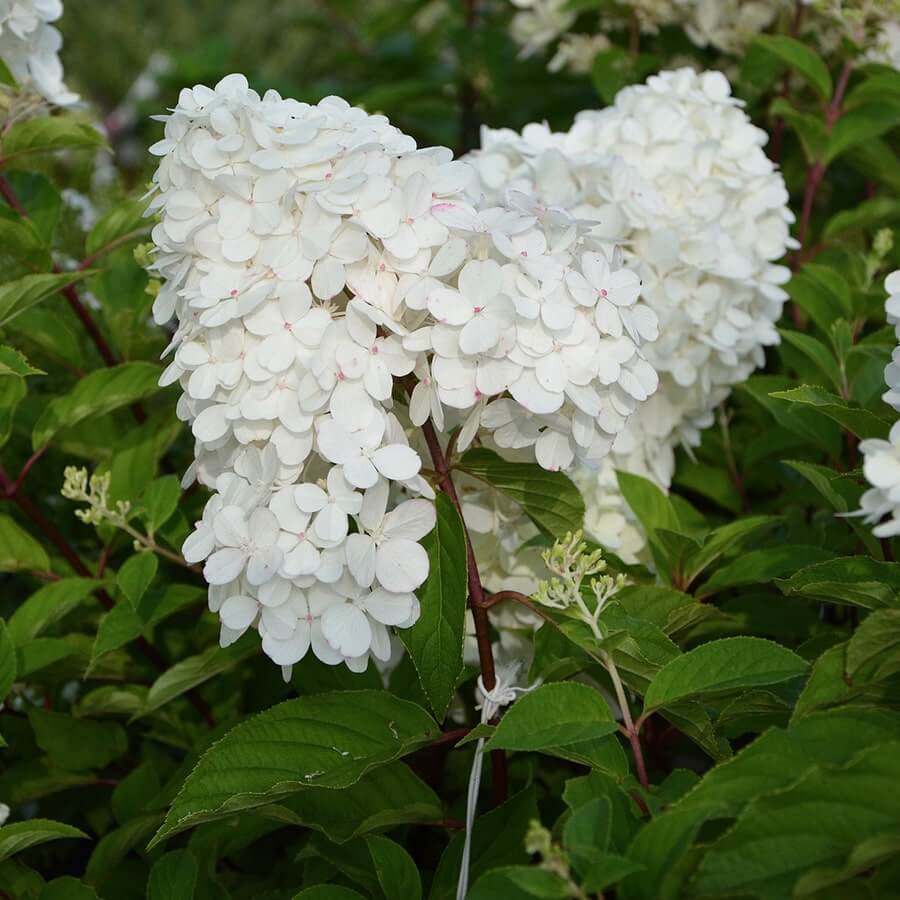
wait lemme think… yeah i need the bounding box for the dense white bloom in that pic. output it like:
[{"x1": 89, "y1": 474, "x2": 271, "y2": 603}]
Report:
[
  {"x1": 855, "y1": 272, "x2": 900, "y2": 537},
  {"x1": 150, "y1": 74, "x2": 657, "y2": 672},
  {"x1": 466, "y1": 68, "x2": 794, "y2": 560},
  {"x1": 0, "y1": 0, "x2": 77, "y2": 105}
]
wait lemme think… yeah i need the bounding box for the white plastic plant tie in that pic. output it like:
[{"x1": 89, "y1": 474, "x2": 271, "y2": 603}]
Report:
[{"x1": 456, "y1": 670, "x2": 537, "y2": 900}]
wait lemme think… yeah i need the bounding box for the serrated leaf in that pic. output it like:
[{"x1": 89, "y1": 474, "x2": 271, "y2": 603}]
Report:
[
  {"x1": 643, "y1": 637, "x2": 808, "y2": 712},
  {"x1": 753, "y1": 35, "x2": 832, "y2": 100},
  {"x1": 400, "y1": 493, "x2": 466, "y2": 719},
  {"x1": 0, "y1": 819, "x2": 88, "y2": 862},
  {"x1": 0, "y1": 514, "x2": 49, "y2": 573},
  {"x1": 260, "y1": 762, "x2": 441, "y2": 843},
  {"x1": 149, "y1": 689, "x2": 439, "y2": 847},
  {"x1": 0, "y1": 345, "x2": 44, "y2": 377},
  {"x1": 2, "y1": 117, "x2": 106, "y2": 160},
  {"x1": 778, "y1": 329, "x2": 843, "y2": 392},
  {"x1": 484, "y1": 681, "x2": 617, "y2": 752},
  {"x1": 770, "y1": 385, "x2": 890, "y2": 440},
  {"x1": 457, "y1": 447, "x2": 584, "y2": 538},
  {"x1": 777, "y1": 556, "x2": 900, "y2": 609},
  {"x1": 846, "y1": 609, "x2": 900, "y2": 683},
  {"x1": 33, "y1": 362, "x2": 162, "y2": 449},
  {"x1": 0, "y1": 271, "x2": 92, "y2": 327}
]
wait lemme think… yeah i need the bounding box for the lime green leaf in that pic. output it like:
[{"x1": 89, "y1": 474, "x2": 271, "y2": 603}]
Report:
[
  {"x1": 2, "y1": 118, "x2": 106, "y2": 160},
  {"x1": 147, "y1": 850, "x2": 198, "y2": 900},
  {"x1": 616, "y1": 470, "x2": 682, "y2": 536},
  {"x1": 769, "y1": 385, "x2": 890, "y2": 440},
  {"x1": 136, "y1": 631, "x2": 258, "y2": 717},
  {"x1": 7, "y1": 577, "x2": 99, "y2": 643},
  {"x1": 0, "y1": 620, "x2": 15, "y2": 702},
  {"x1": 846, "y1": 609, "x2": 900, "y2": 683},
  {"x1": 116, "y1": 553, "x2": 157, "y2": 610},
  {"x1": 778, "y1": 556, "x2": 900, "y2": 610},
  {"x1": 0, "y1": 58, "x2": 17, "y2": 87},
  {"x1": 85, "y1": 196, "x2": 150, "y2": 259},
  {"x1": 400, "y1": 493, "x2": 466, "y2": 720},
  {"x1": 0, "y1": 514, "x2": 49, "y2": 573},
  {"x1": 33, "y1": 362, "x2": 162, "y2": 449},
  {"x1": 28, "y1": 708, "x2": 128, "y2": 771},
  {"x1": 643, "y1": 637, "x2": 808, "y2": 711},
  {"x1": 754, "y1": 35, "x2": 832, "y2": 100},
  {"x1": 484, "y1": 682, "x2": 617, "y2": 752},
  {"x1": 457, "y1": 447, "x2": 584, "y2": 538},
  {"x1": 260, "y1": 762, "x2": 441, "y2": 843},
  {"x1": 0, "y1": 345, "x2": 44, "y2": 377},
  {"x1": 140, "y1": 475, "x2": 181, "y2": 534},
  {"x1": 149, "y1": 689, "x2": 439, "y2": 847},
  {"x1": 0, "y1": 271, "x2": 92, "y2": 327},
  {"x1": 0, "y1": 819, "x2": 88, "y2": 862}
]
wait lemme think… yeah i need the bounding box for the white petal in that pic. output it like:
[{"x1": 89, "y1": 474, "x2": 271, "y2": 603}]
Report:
[
  {"x1": 375, "y1": 539, "x2": 429, "y2": 592},
  {"x1": 321, "y1": 603, "x2": 372, "y2": 658}
]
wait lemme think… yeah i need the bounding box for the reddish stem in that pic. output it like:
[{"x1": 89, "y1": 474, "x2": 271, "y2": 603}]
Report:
[{"x1": 419, "y1": 417, "x2": 508, "y2": 805}]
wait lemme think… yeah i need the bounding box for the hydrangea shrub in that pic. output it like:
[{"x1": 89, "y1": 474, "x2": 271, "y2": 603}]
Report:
[{"x1": 1, "y1": 1, "x2": 900, "y2": 898}]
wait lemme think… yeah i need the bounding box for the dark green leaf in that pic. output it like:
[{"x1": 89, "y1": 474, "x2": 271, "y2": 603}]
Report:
[
  {"x1": 0, "y1": 819, "x2": 88, "y2": 862},
  {"x1": 754, "y1": 35, "x2": 832, "y2": 99},
  {"x1": 28, "y1": 708, "x2": 128, "y2": 771},
  {"x1": 147, "y1": 849, "x2": 198, "y2": 900},
  {"x1": 0, "y1": 514, "x2": 49, "y2": 573}
]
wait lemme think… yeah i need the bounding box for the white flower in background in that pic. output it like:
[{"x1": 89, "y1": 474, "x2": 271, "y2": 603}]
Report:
[
  {"x1": 0, "y1": 0, "x2": 77, "y2": 105},
  {"x1": 466, "y1": 67, "x2": 794, "y2": 561},
  {"x1": 856, "y1": 271, "x2": 900, "y2": 538},
  {"x1": 0, "y1": 802, "x2": 9, "y2": 826},
  {"x1": 150, "y1": 74, "x2": 656, "y2": 673}
]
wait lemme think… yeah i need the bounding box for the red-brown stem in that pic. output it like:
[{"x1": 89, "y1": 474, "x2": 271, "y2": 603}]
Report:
[
  {"x1": 0, "y1": 464, "x2": 214, "y2": 727},
  {"x1": 419, "y1": 417, "x2": 508, "y2": 805}
]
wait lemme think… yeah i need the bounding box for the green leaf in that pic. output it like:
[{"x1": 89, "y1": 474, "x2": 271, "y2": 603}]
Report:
[
  {"x1": 1, "y1": 118, "x2": 106, "y2": 160},
  {"x1": 690, "y1": 742, "x2": 900, "y2": 898},
  {"x1": 136, "y1": 631, "x2": 258, "y2": 717},
  {"x1": 484, "y1": 682, "x2": 617, "y2": 753},
  {"x1": 429, "y1": 789, "x2": 538, "y2": 900},
  {"x1": 111, "y1": 762, "x2": 161, "y2": 824},
  {"x1": 116, "y1": 553, "x2": 158, "y2": 610},
  {"x1": 260, "y1": 762, "x2": 441, "y2": 843},
  {"x1": 150, "y1": 690, "x2": 439, "y2": 846},
  {"x1": 28, "y1": 708, "x2": 128, "y2": 771},
  {"x1": 140, "y1": 475, "x2": 181, "y2": 534},
  {"x1": 643, "y1": 637, "x2": 808, "y2": 712},
  {"x1": 41, "y1": 877, "x2": 101, "y2": 900},
  {"x1": 7, "y1": 577, "x2": 98, "y2": 643},
  {"x1": 400, "y1": 493, "x2": 467, "y2": 719},
  {"x1": 778, "y1": 329, "x2": 843, "y2": 392},
  {"x1": 0, "y1": 345, "x2": 44, "y2": 378},
  {"x1": 777, "y1": 556, "x2": 900, "y2": 609},
  {"x1": 846, "y1": 609, "x2": 900, "y2": 683},
  {"x1": 0, "y1": 620, "x2": 15, "y2": 702},
  {"x1": 85, "y1": 196, "x2": 150, "y2": 259},
  {"x1": 33, "y1": 362, "x2": 163, "y2": 449},
  {"x1": 468, "y1": 867, "x2": 571, "y2": 899},
  {"x1": 826, "y1": 101, "x2": 900, "y2": 164},
  {"x1": 147, "y1": 849, "x2": 198, "y2": 900},
  {"x1": 457, "y1": 447, "x2": 584, "y2": 538},
  {"x1": 683, "y1": 516, "x2": 776, "y2": 587},
  {"x1": 89, "y1": 603, "x2": 144, "y2": 669},
  {"x1": 592, "y1": 47, "x2": 633, "y2": 104},
  {"x1": 696, "y1": 544, "x2": 833, "y2": 599},
  {"x1": 753, "y1": 35, "x2": 832, "y2": 100},
  {"x1": 366, "y1": 834, "x2": 422, "y2": 900},
  {"x1": 824, "y1": 197, "x2": 900, "y2": 239},
  {"x1": 0, "y1": 58, "x2": 17, "y2": 87},
  {"x1": 770, "y1": 385, "x2": 890, "y2": 440},
  {"x1": 769, "y1": 98, "x2": 828, "y2": 161},
  {"x1": 616, "y1": 470, "x2": 682, "y2": 536},
  {"x1": 0, "y1": 819, "x2": 88, "y2": 862},
  {"x1": 293, "y1": 888, "x2": 366, "y2": 900},
  {"x1": 0, "y1": 373, "x2": 25, "y2": 450},
  {"x1": 0, "y1": 514, "x2": 49, "y2": 573},
  {"x1": 0, "y1": 271, "x2": 92, "y2": 327}
]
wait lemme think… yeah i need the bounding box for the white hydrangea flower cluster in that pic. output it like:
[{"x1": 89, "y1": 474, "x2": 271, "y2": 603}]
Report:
[
  {"x1": 855, "y1": 271, "x2": 900, "y2": 538},
  {"x1": 508, "y1": 0, "x2": 792, "y2": 71},
  {"x1": 466, "y1": 68, "x2": 795, "y2": 559},
  {"x1": 149, "y1": 74, "x2": 658, "y2": 674},
  {"x1": 0, "y1": 0, "x2": 77, "y2": 106}
]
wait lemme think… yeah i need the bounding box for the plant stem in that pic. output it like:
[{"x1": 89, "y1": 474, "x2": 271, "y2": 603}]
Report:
[
  {"x1": 420, "y1": 417, "x2": 508, "y2": 805},
  {"x1": 602, "y1": 650, "x2": 649, "y2": 791},
  {"x1": 0, "y1": 463, "x2": 215, "y2": 727}
]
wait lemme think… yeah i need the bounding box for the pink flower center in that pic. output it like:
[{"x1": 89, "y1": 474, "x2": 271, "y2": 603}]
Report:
[{"x1": 600, "y1": 289, "x2": 608, "y2": 298}]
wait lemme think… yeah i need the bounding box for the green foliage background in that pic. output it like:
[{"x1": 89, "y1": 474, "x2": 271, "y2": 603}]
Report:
[{"x1": 1, "y1": 1, "x2": 899, "y2": 898}]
